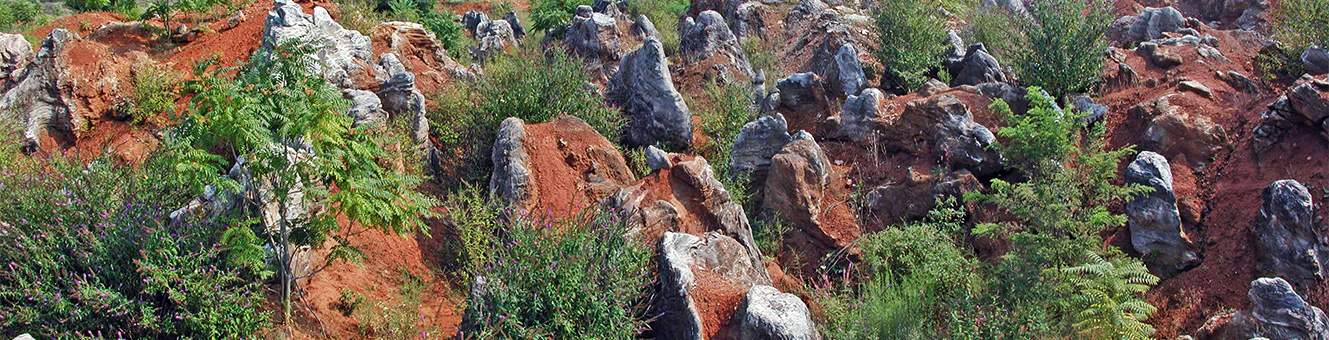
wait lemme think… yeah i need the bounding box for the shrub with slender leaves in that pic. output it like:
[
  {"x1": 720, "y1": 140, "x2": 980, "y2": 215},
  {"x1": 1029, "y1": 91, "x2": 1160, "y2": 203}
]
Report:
[
  {"x1": 976, "y1": 0, "x2": 1114, "y2": 98},
  {"x1": 440, "y1": 184, "x2": 500, "y2": 284},
  {"x1": 530, "y1": 0, "x2": 591, "y2": 33},
  {"x1": 0, "y1": 0, "x2": 42, "y2": 32},
  {"x1": 873, "y1": 0, "x2": 949, "y2": 91}
]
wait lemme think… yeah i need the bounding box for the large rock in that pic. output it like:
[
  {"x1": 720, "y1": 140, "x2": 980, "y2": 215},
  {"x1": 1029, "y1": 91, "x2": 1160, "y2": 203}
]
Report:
[
  {"x1": 563, "y1": 8, "x2": 628, "y2": 79},
  {"x1": 1109, "y1": 6, "x2": 1186, "y2": 44},
  {"x1": 1137, "y1": 95, "x2": 1227, "y2": 168},
  {"x1": 729, "y1": 113, "x2": 794, "y2": 175},
  {"x1": 865, "y1": 169, "x2": 980, "y2": 225},
  {"x1": 736, "y1": 285, "x2": 819, "y2": 340},
  {"x1": 1254, "y1": 180, "x2": 1329, "y2": 287},
  {"x1": 1287, "y1": 75, "x2": 1329, "y2": 127},
  {"x1": 827, "y1": 43, "x2": 865, "y2": 97},
  {"x1": 343, "y1": 89, "x2": 385, "y2": 127},
  {"x1": 0, "y1": 33, "x2": 31, "y2": 92},
  {"x1": 1304, "y1": 46, "x2": 1329, "y2": 76},
  {"x1": 679, "y1": 10, "x2": 754, "y2": 82},
  {"x1": 1125, "y1": 151, "x2": 1200, "y2": 276},
  {"x1": 948, "y1": 43, "x2": 1007, "y2": 86},
  {"x1": 656, "y1": 232, "x2": 772, "y2": 339},
  {"x1": 370, "y1": 21, "x2": 473, "y2": 93},
  {"x1": 375, "y1": 53, "x2": 429, "y2": 143},
  {"x1": 925, "y1": 95, "x2": 1002, "y2": 177},
  {"x1": 762, "y1": 133, "x2": 858, "y2": 250},
  {"x1": 608, "y1": 38, "x2": 693, "y2": 147},
  {"x1": 262, "y1": 0, "x2": 372, "y2": 88},
  {"x1": 488, "y1": 116, "x2": 635, "y2": 217},
  {"x1": 775, "y1": 72, "x2": 829, "y2": 112},
  {"x1": 1202, "y1": 277, "x2": 1329, "y2": 339},
  {"x1": 471, "y1": 19, "x2": 517, "y2": 62},
  {"x1": 828, "y1": 87, "x2": 883, "y2": 140},
  {"x1": 0, "y1": 29, "x2": 77, "y2": 152}
]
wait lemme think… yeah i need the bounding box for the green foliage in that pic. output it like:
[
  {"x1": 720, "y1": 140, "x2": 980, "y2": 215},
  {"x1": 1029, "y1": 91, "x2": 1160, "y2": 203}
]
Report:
[
  {"x1": 976, "y1": 0, "x2": 1113, "y2": 98},
  {"x1": 872, "y1": 0, "x2": 949, "y2": 91},
  {"x1": 626, "y1": 0, "x2": 688, "y2": 54},
  {"x1": 1273, "y1": 0, "x2": 1329, "y2": 52},
  {"x1": 219, "y1": 224, "x2": 271, "y2": 279},
  {"x1": 1060, "y1": 252, "x2": 1159, "y2": 340},
  {"x1": 0, "y1": 0, "x2": 42, "y2": 32},
  {"x1": 140, "y1": 0, "x2": 229, "y2": 34},
  {"x1": 742, "y1": 37, "x2": 781, "y2": 90},
  {"x1": 531, "y1": 0, "x2": 591, "y2": 33},
  {"x1": 126, "y1": 60, "x2": 180, "y2": 126},
  {"x1": 420, "y1": 11, "x2": 465, "y2": 57},
  {"x1": 752, "y1": 214, "x2": 791, "y2": 257},
  {"x1": 696, "y1": 81, "x2": 755, "y2": 178},
  {"x1": 0, "y1": 151, "x2": 268, "y2": 337},
  {"x1": 66, "y1": 0, "x2": 110, "y2": 11},
  {"x1": 463, "y1": 210, "x2": 650, "y2": 338},
  {"x1": 334, "y1": 0, "x2": 389, "y2": 35},
  {"x1": 440, "y1": 184, "x2": 501, "y2": 285},
  {"x1": 430, "y1": 49, "x2": 621, "y2": 184}
]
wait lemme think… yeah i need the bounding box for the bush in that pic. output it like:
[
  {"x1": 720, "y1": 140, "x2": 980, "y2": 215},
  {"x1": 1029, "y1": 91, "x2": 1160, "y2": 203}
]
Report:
[
  {"x1": 440, "y1": 184, "x2": 500, "y2": 284},
  {"x1": 530, "y1": 0, "x2": 591, "y2": 33},
  {"x1": 430, "y1": 49, "x2": 621, "y2": 184},
  {"x1": 334, "y1": 0, "x2": 388, "y2": 35},
  {"x1": 127, "y1": 59, "x2": 180, "y2": 125},
  {"x1": 0, "y1": 0, "x2": 41, "y2": 31},
  {"x1": 626, "y1": 0, "x2": 688, "y2": 55},
  {"x1": 1273, "y1": 0, "x2": 1329, "y2": 52},
  {"x1": 0, "y1": 151, "x2": 268, "y2": 337},
  {"x1": 976, "y1": 0, "x2": 1113, "y2": 98},
  {"x1": 461, "y1": 210, "x2": 650, "y2": 338},
  {"x1": 873, "y1": 0, "x2": 949, "y2": 91},
  {"x1": 65, "y1": 0, "x2": 110, "y2": 11},
  {"x1": 420, "y1": 11, "x2": 464, "y2": 57}
]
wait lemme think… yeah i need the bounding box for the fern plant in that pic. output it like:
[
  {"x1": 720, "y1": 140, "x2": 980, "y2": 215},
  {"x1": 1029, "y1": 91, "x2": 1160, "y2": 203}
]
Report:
[{"x1": 1059, "y1": 252, "x2": 1159, "y2": 340}]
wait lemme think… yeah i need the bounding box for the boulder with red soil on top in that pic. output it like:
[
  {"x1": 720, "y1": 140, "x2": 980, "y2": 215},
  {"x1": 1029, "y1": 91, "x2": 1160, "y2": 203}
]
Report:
[
  {"x1": 1199, "y1": 277, "x2": 1329, "y2": 339},
  {"x1": 488, "y1": 116, "x2": 636, "y2": 218},
  {"x1": 655, "y1": 231, "x2": 772, "y2": 339},
  {"x1": 761, "y1": 133, "x2": 856, "y2": 247},
  {"x1": 865, "y1": 169, "x2": 980, "y2": 226},
  {"x1": 1125, "y1": 151, "x2": 1200, "y2": 276},
  {"x1": 1254, "y1": 179, "x2": 1329, "y2": 287}
]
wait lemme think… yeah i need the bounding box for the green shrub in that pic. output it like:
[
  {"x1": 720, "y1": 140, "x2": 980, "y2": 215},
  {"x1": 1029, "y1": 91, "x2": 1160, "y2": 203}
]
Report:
[
  {"x1": 742, "y1": 37, "x2": 781, "y2": 89},
  {"x1": 420, "y1": 11, "x2": 464, "y2": 57},
  {"x1": 873, "y1": 0, "x2": 949, "y2": 91},
  {"x1": 462, "y1": 210, "x2": 650, "y2": 338},
  {"x1": 127, "y1": 60, "x2": 180, "y2": 125},
  {"x1": 0, "y1": 151, "x2": 268, "y2": 337},
  {"x1": 1273, "y1": 0, "x2": 1329, "y2": 52},
  {"x1": 626, "y1": 0, "x2": 688, "y2": 55},
  {"x1": 975, "y1": 0, "x2": 1114, "y2": 98},
  {"x1": 440, "y1": 184, "x2": 500, "y2": 285},
  {"x1": 752, "y1": 214, "x2": 791, "y2": 257},
  {"x1": 334, "y1": 0, "x2": 388, "y2": 35},
  {"x1": 0, "y1": 0, "x2": 42, "y2": 31},
  {"x1": 1059, "y1": 251, "x2": 1159, "y2": 339},
  {"x1": 695, "y1": 81, "x2": 755, "y2": 177},
  {"x1": 430, "y1": 49, "x2": 621, "y2": 184},
  {"x1": 530, "y1": 0, "x2": 591, "y2": 33},
  {"x1": 66, "y1": 0, "x2": 110, "y2": 11}
]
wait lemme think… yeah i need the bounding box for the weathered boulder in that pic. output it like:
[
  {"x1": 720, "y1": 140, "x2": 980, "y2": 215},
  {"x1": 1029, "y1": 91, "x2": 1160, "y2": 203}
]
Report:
[
  {"x1": 608, "y1": 38, "x2": 693, "y2": 147},
  {"x1": 828, "y1": 87, "x2": 883, "y2": 140},
  {"x1": 1109, "y1": 6, "x2": 1186, "y2": 45},
  {"x1": 1304, "y1": 46, "x2": 1329, "y2": 76},
  {"x1": 1253, "y1": 96, "x2": 1299, "y2": 152},
  {"x1": 0, "y1": 33, "x2": 31, "y2": 92},
  {"x1": 826, "y1": 43, "x2": 865, "y2": 97},
  {"x1": 1186, "y1": 0, "x2": 1268, "y2": 30},
  {"x1": 375, "y1": 53, "x2": 429, "y2": 143},
  {"x1": 462, "y1": 10, "x2": 487, "y2": 34},
  {"x1": 762, "y1": 134, "x2": 858, "y2": 250},
  {"x1": 0, "y1": 29, "x2": 77, "y2": 152},
  {"x1": 679, "y1": 10, "x2": 754, "y2": 82},
  {"x1": 646, "y1": 145, "x2": 671, "y2": 170},
  {"x1": 1288, "y1": 75, "x2": 1329, "y2": 127},
  {"x1": 488, "y1": 116, "x2": 635, "y2": 217},
  {"x1": 563, "y1": 8, "x2": 627, "y2": 78},
  {"x1": 736, "y1": 285, "x2": 819, "y2": 340},
  {"x1": 262, "y1": 0, "x2": 372, "y2": 88},
  {"x1": 980, "y1": 0, "x2": 1025, "y2": 14},
  {"x1": 948, "y1": 43, "x2": 1007, "y2": 86},
  {"x1": 775, "y1": 72, "x2": 828, "y2": 112},
  {"x1": 729, "y1": 113, "x2": 794, "y2": 175},
  {"x1": 1254, "y1": 180, "x2": 1329, "y2": 287},
  {"x1": 343, "y1": 89, "x2": 385, "y2": 127},
  {"x1": 1138, "y1": 95, "x2": 1227, "y2": 167},
  {"x1": 1201, "y1": 277, "x2": 1329, "y2": 339},
  {"x1": 503, "y1": 11, "x2": 526, "y2": 40},
  {"x1": 472, "y1": 19, "x2": 518, "y2": 62},
  {"x1": 656, "y1": 232, "x2": 772, "y2": 339},
  {"x1": 866, "y1": 169, "x2": 980, "y2": 225},
  {"x1": 1069, "y1": 93, "x2": 1109, "y2": 125},
  {"x1": 370, "y1": 21, "x2": 473, "y2": 93},
  {"x1": 732, "y1": 2, "x2": 767, "y2": 38},
  {"x1": 1125, "y1": 151, "x2": 1200, "y2": 276},
  {"x1": 926, "y1": 95, "x2": 1002, "y2": 177}
]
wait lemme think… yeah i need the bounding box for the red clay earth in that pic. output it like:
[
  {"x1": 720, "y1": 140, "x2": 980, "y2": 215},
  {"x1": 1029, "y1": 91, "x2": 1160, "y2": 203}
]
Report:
[{"x1": 516, "y1": 116, "x2": 636, "y2": 220}]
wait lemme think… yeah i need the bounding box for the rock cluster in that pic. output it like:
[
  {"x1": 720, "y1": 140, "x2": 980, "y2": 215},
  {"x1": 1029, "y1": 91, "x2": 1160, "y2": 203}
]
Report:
[
  {"x1": 679, "y1": 10, "x2": 755, "y2": 83},
  {"x1": 1253, "y1": 75, "x2": 1329, "y2": 151},
  {"x1": 947, "y1": 43, "x2": 1008, "y2": 86},
  {"x1": 563, "y1": 5, "x2": 631, "y2": 80},
  {"x1": 729, "y1": 113, "x2": 794, "y2": 175},
  {"x1": 1201, "y1": 277, "x2": 1329, "y2": 339},
  {"x1": 1136, "y1": 95, "x2": 1227, "y2": 168},
  {"x1": 262, "y1": 0, "x2": 372, "y2": 88},
  {"x1": 656, "y1": 231, "x2": 772, "y2": 339},
  {"x1": 1109, "y1": 6, "x2": 1186, "y2": 45}
]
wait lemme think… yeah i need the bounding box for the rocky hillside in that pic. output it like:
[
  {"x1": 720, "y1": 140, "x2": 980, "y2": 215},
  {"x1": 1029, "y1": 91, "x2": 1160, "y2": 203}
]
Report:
[{"x1": 1, "y1": 0, "x2": 1327, "y2": 338}]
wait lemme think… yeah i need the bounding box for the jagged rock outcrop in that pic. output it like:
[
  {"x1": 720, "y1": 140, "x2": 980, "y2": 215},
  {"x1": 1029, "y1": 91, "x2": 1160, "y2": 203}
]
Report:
[
  {"x1": 775, "y1": 73, "x2": 829, "y2": 113},
  {"x1": 472, "y1": 19, "x2": 518, "y2": 62},
  {"x1": 375, "y1": 53, "x2": 429, "y2": 143},
  {"x1": 736, "y1": 285, "x2": 820, "y2": 340},
  {"x1": 371, "y1": 21, "x2": 473, "y2": 92},
  {"x1": 262, "y1": 0, "x2": 372, "y2": 88},
  {"x1": 503, "y1": 11, "x2": 526, "y2": 40},
  {"x1": 343, "y1": 89, "x2": 386, "y2": 127},
  {"x1": 729, "y1": 113, "x2": 794, "y2": 175},
  {"x1": 488, "y1": 116, "x2": 635, "y2": 217},
  {"x1": 646, "y1": 145, "x2": 671, "y2": 170},
  {"x1": 1305, "y1": 46, "x2": 1329, "y2": 76},
  {"x1": 831, "y1": 92, "x2": 1001, "y2": 176},
  {"x1": 866, "y1": 169, "x2": 980, "y2": 225},
  {"x1": 656, "y1": 232, "x2": 772, "y2": 339},
  {"x1": 948, "y1": 43, "x2": 1007, "y2": 86},
  {"x1": 1125, "y1": 151, "x2": 1200, "y2": 276},
  {"x1": 1254, "y1": 180, "x2": 1329, "y2": 287},
  {"x1": 925, "y1": 95, "x2": 1002, "y2": 177},
  {"x1": 828, "y1": 88, "x2": 882, "y2": 140},
  {"x1": 0, "y1": 33, "x2": 31, "y2": 92},
  {"x1": 763, "y1": 133, "x2": 858, "y2": 250},
  {"x1": 608, "y1": 38, "x2": 693, "y2": 147},
  {"x1": 1201, "y1": 277, "x2": 1329, "y2": 339},
  {"x1": 731, "y1": 2, "x2": 767, "y2": 38},
  {"x1": 1137, "y1": 95, "x2": 1227, "y2": 167},
  {"x1": 826, "y1": 43, "x2": 865, "y2": 97},
  {"x1": 679, "y1": 10, "x2": 754, "y2": 82},
  {"x1": 0, "y1": 29, "x2": 77, "y2": 152},
  {"x1": 1109, "y1": 6, "x2": 1186, "y2": 45},
  {"x1": 1287, "y1": 75, "x2": 1329, "y2": 139},
  {"x1": 563, "y1": 6, "x2": 630, "y2": 80},
  {"x1": 1186, "y1": 0, "x2": 1268, "y2": 30}
]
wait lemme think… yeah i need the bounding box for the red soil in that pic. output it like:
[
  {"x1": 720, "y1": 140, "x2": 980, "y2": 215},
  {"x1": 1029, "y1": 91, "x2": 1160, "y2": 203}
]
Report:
[
  {"x1": 517, "y1": 116, "x2": 636, "y2": 220},
  {"x1": 690, "y1": 267, "x2": 749, "y2": 339}
]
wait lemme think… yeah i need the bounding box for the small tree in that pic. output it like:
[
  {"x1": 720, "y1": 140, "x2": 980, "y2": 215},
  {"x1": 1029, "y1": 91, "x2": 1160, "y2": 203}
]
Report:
[
  {"x1": 976, "y1": 0, "x2": 1114, "y2": 98},
  {"x1": 873, "y1": 0, "x2": 949, "y2": 91},
  {"x1": 173, "y1": 41, "x2": 439, "y2": 324}
]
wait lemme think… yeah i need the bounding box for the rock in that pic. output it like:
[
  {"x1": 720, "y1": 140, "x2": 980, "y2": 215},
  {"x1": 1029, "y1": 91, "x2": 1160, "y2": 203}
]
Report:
[
  {"x1": 729, "y1": 113, "x2": 794, "y2": 175},
  {"x1": 608, "y1": 38, "x2": 694, "y2": 147},
  {"x1": 1304, "y1": 46, "x2": 1329, "y2": 75},
  {"x1": 828, "y1": 88, "x2": 883, "y2": 140},
  {"x1": 646, "y1": 145, "x2": 671, "y2": 170},
  {"x1": 472, "y1": 19, "x2": 518, "y2": 62},
  {"x1": 375, "y1": 53, "x2": 429, "y2": 143},
  {"x1": 763, "y1": 136, "x2": 846, "y2": 244},
  {"x1": 371, "y1": 21, "x2": 474, "y2": 93},
  {"x1": 948, "y1": 43, "x2": 1007, "y2": 86},
  {"x1": 775, "y1": 73, "x2": 828, "y2": 111},
  {"x1": 222, "y1": 10, "x2": 246, "y2": 31},
  {"x1": 925, "y1": 95, "x2": 1002, "y2": 177},
  {"x1": 1202, "y1": 277, "x2": 1329, "y2": 339},
  {"x1": 827, "y1": 43, "x2": 865, "y2": 96},
  {"x1": 0, "y1": 29, "x2": 77, "y2": 152},
  {"x1": 565, "y1": 10, "x2": 624, "y2": 62},
  {"x1": 1254, "y1": 180, "x2": 1329, "y2": 287},
  {"x1": 1139, "y1": 42, "x2": 1183, "y2": 68},
  {"x1": 631, "y1": 14, "x2": 659, "y2": 39},
  {"x1": 1110, "y1": 7, "x2": 1186, "y2": 44},
  {"x1": 503, "y1": 12, "x2": 526, "y2": 39},
  {"x1": 1069, "y1": 93, "x2": 1109, "y2": 125},
  {"x1": 943, "y1": 30, "x2": 966, "y2": 68},
  {"x1": 1179, "y1": 80, "x2": 1214, "y2": 98},
  {"x1": 489, "y1": 117, "x2": 532, "y2": 208},
  {"x1": 0, "y1": 33, "x2": 31, "y2": 92},
  {"x1": 262, "y1": 0, "x2": 372, "y2": 88},
  {"x1": 462, "y1": 10, "x2": 487, "y2": 34},
  {"x1": 656, "y1": 232, "x2": 772, "y2": 339},
  {"x1": 919, "y1": 78, "x2": 950, "y2": 97},
  {"x1": 1252, "y1": 96, "x2": 1299, "y2": 152},
  {"x1": 13, "y1": 334, "x2": 35, "y2": 340},
  {"x1": 866, "y1": 169, "x2": 980, "y2": 225},
  {"x1": 1287, "y1": 75, "x2": 1329, "y2": 125},
  {"x1": 732, "y1": 2, "x2": 768, "y2": 38},
  {"x1": 679, "y1": 10, "x2": 754, "y2": 81},
  {"x1": 488, "y1": 116, "x2": 635, "y2": 216},
  {"x1": 1218, "y1": 70, "x2": 1257, "y2": 93},
  {"x1": 343, "y1": 89, "x2": 385, "y2": 127},
  {"x1": 1138, "y1": 95, "x2": 1227, "y2": 167},
  {"x1": 1125, "y1": 151, "x2": 1200, "y2": 276},
  {"x1": 736, "y1": 285, "x2": 819, "y2": 340}
]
